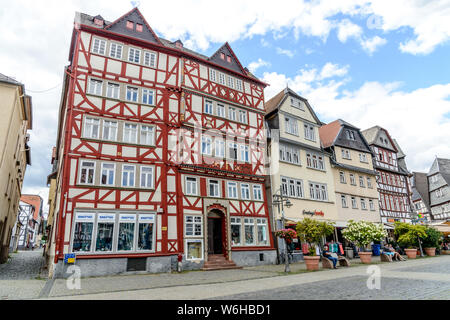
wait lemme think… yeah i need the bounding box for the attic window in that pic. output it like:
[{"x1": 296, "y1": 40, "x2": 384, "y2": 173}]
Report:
[
  {"x1": 126, "y1": 21, "x2": 134, "y2": 30},
  {"x1": 136, "y1": 24, "x2": 143, "y2": 32},
  {"x1": 94, "y1": 18, "x2": 103, "y2": 27},
  {"x1": 220, "y1": 52, "x2": 225, "y2": 60},
  {"x1": 227, "y1": 55, "x2": 231, "y2": 63}
]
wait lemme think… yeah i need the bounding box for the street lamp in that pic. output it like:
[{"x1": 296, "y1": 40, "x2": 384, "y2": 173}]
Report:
[{"x1": 273, "y1": 189, "x2": 293, "y2": 273}]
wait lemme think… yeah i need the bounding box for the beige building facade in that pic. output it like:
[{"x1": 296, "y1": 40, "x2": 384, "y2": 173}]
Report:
[
  {"x1": 0, "y1": 73, "x2": 32, "y2": 263},
  {"x1": 319, "y1": 120, "x2": 381, "y2": 228}
]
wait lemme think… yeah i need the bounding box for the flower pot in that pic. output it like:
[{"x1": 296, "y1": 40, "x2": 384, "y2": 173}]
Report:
[
  {"x1": 424, "y1": 247, "x2": 436, "y2": 256},
  {"x1": 304, "y1": 256, "x2": 320, "y2": 271},
  {"x1": 405, "y1": 248, "x2": 417, "y2": 259},
  {"x1": 442, "y1": 250, "x2": 450, "y2": 255},
  {"x1": 358, "y1": 252, "x2": 372, "y2": 264}
]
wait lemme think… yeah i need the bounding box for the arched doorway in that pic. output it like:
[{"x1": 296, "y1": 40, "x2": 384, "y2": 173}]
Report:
[{"x1": 207, "y1": 209, "x2": 225, "y2": 256}]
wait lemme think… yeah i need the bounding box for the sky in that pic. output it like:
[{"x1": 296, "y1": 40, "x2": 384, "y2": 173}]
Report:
[{"x1": 1, "y1": 0, "x2": 450, "y2": 214}]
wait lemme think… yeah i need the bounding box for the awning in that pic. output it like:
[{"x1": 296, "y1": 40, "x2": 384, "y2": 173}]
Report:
[{"x1": 383, "y1": 223, "x2": 394, "y2": 230}]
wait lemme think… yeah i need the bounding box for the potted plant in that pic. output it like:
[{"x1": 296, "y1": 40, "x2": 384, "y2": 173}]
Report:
[
  {"x1": 296, "y1": 218, "x2": 334, "y2": 271},
  {"x1": 394, "y1": 222, "x2": 427, "y2": 259},
  {"x1": 422, "y1": 227, "x2": 442, "y2": 256},
  {"x1": 341, "y1": 220, "x2": 387, "y2": 264}
]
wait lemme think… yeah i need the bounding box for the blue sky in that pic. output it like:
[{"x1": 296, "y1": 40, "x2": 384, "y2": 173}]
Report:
[{"x1": 0, "y1": 0, "x2": 449, "y2": 212}]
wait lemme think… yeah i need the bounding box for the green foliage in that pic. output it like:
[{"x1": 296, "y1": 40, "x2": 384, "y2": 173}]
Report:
[
  {"x1": 422, "y1": 227, "x2": 442, "y2": 248},
  {"x1": 394, "y1": 222, "x2": 427, "y2": 248},
  {"x1": 295, "y1": 218, "x2": 335, "y2": 255},
  {"x1": 341, "y1": 220, "x2": 387, "y2": 249}
]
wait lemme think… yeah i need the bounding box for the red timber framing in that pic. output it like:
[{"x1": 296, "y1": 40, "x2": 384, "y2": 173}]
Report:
[{"x1": 52, "y1": 8, "x2": 274, "y2": 266}]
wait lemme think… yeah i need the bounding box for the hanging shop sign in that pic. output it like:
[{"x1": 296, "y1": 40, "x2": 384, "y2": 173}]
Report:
[{"x1": 302, "y1": 210, "x2": 325, "y2": 216}]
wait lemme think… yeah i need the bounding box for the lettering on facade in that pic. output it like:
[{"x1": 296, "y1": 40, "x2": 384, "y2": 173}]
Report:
[{"x1": 302, "y1": 210, "x2": 324, "y2": 216}]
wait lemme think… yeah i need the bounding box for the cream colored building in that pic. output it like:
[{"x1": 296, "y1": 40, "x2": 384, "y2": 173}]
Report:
[
  {"x1": 0, "y1": 73, "x2": 32, "y2": 263},
  {"x1": 319, "y1": 120, "x2": 381, "y2": 231},
  {"x1": 265, "y1": 88, "x2": 337, "y2": 231}
]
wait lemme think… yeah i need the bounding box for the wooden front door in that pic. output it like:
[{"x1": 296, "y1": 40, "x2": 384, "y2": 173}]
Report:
[{"x1": 207, "y1": 216, "x2": 223, "y2": 254}]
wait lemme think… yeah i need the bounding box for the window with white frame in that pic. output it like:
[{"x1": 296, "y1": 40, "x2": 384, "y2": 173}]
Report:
[
  {"x1": 231, "y1": 217, "x2": 241, "y2": 245},
  {"x1": 142, "y1": 89, "x2": 154, "y2": 105},
  {"x1": 290, "y1": 97, "x2": 305, "y2": 110},
  {"x1": 92, "y1": 38, "x2": 106, "y2": 55},
  {"x1": 285, "y1": 116, "x2": 298, "y2": 135},
  {"x1": 351, "y1": 196, "x2": 357, "y2": 208},
  {"x1": 244, "y1": 218, "x2": 255, "y2": 245},
  {"x1": 361, "y1": 198, "x2": 367, "y2": 210},
  {"x1": 240, "y1": 145, "x2": 249, "y2": 162},
  {"x1": 304, "y1": 124, "x2": 315, "y2": 141},
  {"x1": 282, "y1": 176, "x2": 303, "y2": 198},
  {"x1": 201, "y1": 136, "x2": 212, "y2": 155},
  {"x1": 137, "y1": 214, "x2": 155, "y2": 251},
  {"x1": 95, "y1": 213, "x2": 115, "y2": 252},
  {"x1": 217, "y1": 104, "x2": 225, "y2": 118},
  {"x1": 228, "y1": 142, "x2": 238, "y2": 160},
  {"x1": 345, "y1": 130, "x2": 356, "y2": 140},
  {"x1": 185, "y1": 215, "x2": 202, "y2": 236},
  {"x1": 209, "y1": 69, "x2": 216, "y2": 82},
  {"x1": 214, "y1": 139, "x2": 225, "y2": 158},
  {"x1": 281, "y1": 177, "x2": 288, "y2": 196},
  {"x1": 341, "y1": 148, "x2": 351, "y2": 159},
  {"x1": 341, "y1": 195, "x2": 347, "y2": 208},
  {"x1": 106, "y1": 82, "x2": 120, "y2": 99},
  {"x1": 117, "y1": 214, "x2": 136, "y2": 251},
  {"x1": 359, "y1": 176, "x2": 365, "y2": 187},
  {"x1": 209, "y1": 180, "x2": 220, "y2": 197},
  {"x1": 109, "y1": 43, "x2": 123, "y2": 59},
  {"x1": 367, "y1": 177, "x2": 373, "y2": 188},
  {"x1": 140, "y1": 166, "x2": 154, "y2": 188},
  {"x1": 257, "y1": 218, "x2": 268, "y2": 245},
  {"x1": 205, "y1": 100, "x2": 213, "y2": 115},
  {"x1": 185, "y1": 177, "x2": 198, "y2": 195},
  {"x1": 126, "y1": 86, "x2": 139, "y2": 102},
  {"x1": 79, "y1": 161, "x2": 95, "y2": 184},
  {"x1": 369, "y1": 199, "x2": 375, "y2": 211},
  {"x1": 123, "y1": 123, "x2": 138, "y2": 143},
  {"x1": 241, "y1": 184, "x2": 250, "y2": 200},
  {"x1": 144, "y1": 51, "x2": 156, "y2": 67},
  {"x1": 236, "y1": 79, "x2": 243, "y2": 91},
  {"x1": 339, "y1": 171, "x2": 346, "y2": 184},
  {"x1": 122, "y1": 165, "x2": 135, "y2": 187},
  {"x1": 72, "y1": 212, "x2": 94, "y2": 252},
  {"x1": 88, "y1": 79, "x2": 103, "y2": 96},
  {"x1": 227, "y1": 182, "x2": 238, "y2": 199},
  {"x1": 103, "y1": 120, "x2": 118, "y2": 141},
  {"x1": 359, "y1": 153, "x2": 368, "y2": 162},
  {"x1": 306, "y1": 153, "x2": 324, "y2": 170},
  {"x1": 309, "y1": 182, "x2": 328, "y2": 201},
  {"x1": 140, "y1": 125, "x2": 155, "y2": 145},
  {"x1": 229, "y1": 107, "x2": 236, "y2": 121},
  {"x1": 128, "y1": 47, "x2": 140, "y2": 63},
  {"x1": 84, "y1": 117, "x2": 100, "y2": 139},
  {"x1": 218, "y1": 72, "x2": 225, "y2": 85},
  {"x1": 349, "y1": 174, "x2": 356, "y2": 185},
  {"x1": 253, "y1": 185, "x2": 263, "y2": 201},
  {"x1": 238, "y1": 110, "x2": 247, "y2": 123},
  {"x1": 227, "y1": 76, "x2": 235, "y2": 89},
  {"x1": 101, "y1": 163, "x2": 115, "y2": 186},
  {"x1": 280, "y1": 145, "x2": 300, "y2": 165}
]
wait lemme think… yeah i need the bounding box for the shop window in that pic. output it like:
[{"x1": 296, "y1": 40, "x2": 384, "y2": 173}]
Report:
[
  {"x1": 186, "y1": 239, "x2": 203, "y2": 260},
  {"x1": 137, "y1": 214, "x2": 155, "y2": 251},
  {"x1": 257, "y1": 218, "x2": 268, "y2": 245},
  {"x1": 95, "y1": 213, "x2": 115, "y2": 252},
  {"x1": 244, "y1": 218, "x2": 255, "y2": 245},
  {"x1": 231, "y1": 217, "x2": 241, "y2": 246},
  {"x1": 117, "y1": 214, "x2": 136, "y2": 251},
  {"x1": 72, "y1": 212, "x2": 94, "y2": 252}
]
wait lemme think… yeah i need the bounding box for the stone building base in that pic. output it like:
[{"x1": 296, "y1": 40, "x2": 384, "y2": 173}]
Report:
[{"x1": 231, "y1": 249, "x2": 277, "y2": 267}]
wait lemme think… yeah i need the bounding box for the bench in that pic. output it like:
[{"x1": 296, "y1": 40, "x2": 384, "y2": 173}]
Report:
[
  {"x1": 380, "y1": 252, "x2": 393, "y2": 262},
  {"x1": 322, "y1": 254, "x2": 350, "y2": 269}
]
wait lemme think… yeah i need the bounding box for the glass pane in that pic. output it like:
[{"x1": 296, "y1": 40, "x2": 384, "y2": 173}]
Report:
[
  {"x1": 138, "y1": 223, "x2": 154, "y2": 250},
  {"x1": 245, "y1": 225, "x2": 254, "y2": 245},
  {"x1": 258, "y1": 225, "x2": 267, "y2": 245},
  {"x1": 95, "y1": 223, "x2": 114, "y2": 252},
  {"x1": 117, "y1": 223, "x2": 134, "y2": 251},
  {"x1": 231, "y1": 224, "x2": 241, "y2": 245},
  {"x1": 187, "y1": 241, "x2": 202, "y2": 259},
  {"x1": 73, "y1": 222, "x2": 93, "y2": 252}
]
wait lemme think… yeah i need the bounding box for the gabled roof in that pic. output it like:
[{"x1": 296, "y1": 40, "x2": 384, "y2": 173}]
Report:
[
  {"x1": 208, "y1": 42, "x2": 247, "y2": 76},
  {"x1": 392, "y1": 139, "x2": 406, "y2": 158},
  {"x1": 428, "y1": 157, "x2": 450, "y2": 186},
  {"x1": 411, "y1": 172, "x2": 430, "y2": 208},
  {"x1": 361, "y1": 125, "x2": 398, "y2": 152},
  {"x1": 0, "y1": 72, "x2": 22, "y2": 86},
  {"x1": 264, "y1": 87, "x2": 322, "y2": 125},
  {"x1": 20, "y1": 195, "x2": 43, "y2": 220},
  {"x1": 104, "y1": 7, "x2": 161, "y2": 45},
  {"x1": 319, "y1": 119, "x2": 342, "y2": 149},
  {"x1": 320, "y1": 119, "x2": 372, "y2": 153}
]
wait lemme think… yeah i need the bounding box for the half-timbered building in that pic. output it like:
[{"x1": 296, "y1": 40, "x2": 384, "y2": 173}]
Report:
[
  {"x1": 361, "y1": 126, "x2": 413, "y2": 224},
  {"x1": 48, "y1": 8, "x2": 274, "y2": 277}
]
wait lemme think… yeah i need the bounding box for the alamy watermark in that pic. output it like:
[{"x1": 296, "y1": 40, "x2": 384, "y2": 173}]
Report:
[{"x1": 366, "y1": 265, "x2": 381, "y2": 290}]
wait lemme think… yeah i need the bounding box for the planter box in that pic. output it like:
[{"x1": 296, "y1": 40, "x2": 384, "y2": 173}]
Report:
[
  {"x1": 405, "y1": 248, "x2": 417, "y2": 259},
  {"x1": 424, "y1": 247, "x2": 436, "y2": 256},
  {"x1": 358, "y1": 252, "x2": 372, "y2": 264},
  {"x1": 304, "y1": 256, "x2": 320, "y2": 271}
]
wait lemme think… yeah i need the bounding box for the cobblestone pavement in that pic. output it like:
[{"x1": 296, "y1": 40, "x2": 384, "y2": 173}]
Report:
[
  {"x1": 43, "y1": 255, "x2": 450, "y2": 300},
  {"x1": 0, "y1": 249, "x2": 46, "y2": 300}
]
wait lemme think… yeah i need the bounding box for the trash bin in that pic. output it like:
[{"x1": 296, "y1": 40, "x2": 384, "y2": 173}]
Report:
[
  {"x1": 345, "y1": 247, "x2": 353, "y2": 259},
  {"x1": 372, "y1": 244, "x2": 381, "y2": 256}
]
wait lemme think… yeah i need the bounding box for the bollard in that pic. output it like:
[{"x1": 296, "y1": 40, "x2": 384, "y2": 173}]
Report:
[{"x1": 177, "y1": 253, "x2": 183, "y2": 273}]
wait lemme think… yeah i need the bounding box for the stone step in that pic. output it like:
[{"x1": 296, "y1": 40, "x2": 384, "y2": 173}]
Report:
[
  {"x1": 201, "y1": 265, "x2": 243, "y2": 271},
  {"x1": 203, "y1": 261, "x2": 237, "y2": 267}
]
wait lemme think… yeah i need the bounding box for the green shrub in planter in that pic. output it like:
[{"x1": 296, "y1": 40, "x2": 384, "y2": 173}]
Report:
[{"x1": 341, "y1": 220, "x2": 386, "y2": 252}]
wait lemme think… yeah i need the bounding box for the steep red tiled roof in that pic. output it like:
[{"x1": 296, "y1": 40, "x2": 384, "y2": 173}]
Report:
[
  {"x1": 319, "y1": 119, "x2": 342, "y2": 148},
  {"x1": 265, "y1": 89, "x2": 285, "y2": 114},
  {"x1": 20, "y1": 195, "x2": 42, "y2": 220}
]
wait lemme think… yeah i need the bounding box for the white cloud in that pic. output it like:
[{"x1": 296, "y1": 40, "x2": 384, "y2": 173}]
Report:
[
  {"x1": 360, "y1": 36, "x2": 387, "y2": 54},
  {"x1": 337, "y1": 19, "x2": 363, "y2": 43},
  {"x1": 319, "y1": 62, "x2": 349, "y2": 80},
  {"x1": 263, "y1": 66, "x2": 450, "y2": 172},
  {"x1": 248, "y1": 58, "x2": 270, "y2": 73},
  {"x1": 276, "y1": 47, "x2": 295, "y2": 58}
]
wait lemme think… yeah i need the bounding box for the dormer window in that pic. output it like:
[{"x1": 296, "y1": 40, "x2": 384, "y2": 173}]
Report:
[
  {"x1": 346, "y1": 130, "x2": 356, "y2": 140},
  {"x1": 126, "y1": 21, "x2": 134, "y2": 30},
  {"x1": 136, "y1": 24, "x2": 143, "y2": 32},
  {"x1": 227, "y1": 55, "x2": 232, "y2": 63},
  {"x1": 220, "y1": 52, "x2": 225, "y2": 60},
  {"x1": 94, "y1": 18, "x2": 104, "y2": 27}
]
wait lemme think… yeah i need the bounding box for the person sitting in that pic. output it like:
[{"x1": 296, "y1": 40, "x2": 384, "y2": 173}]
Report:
[
  {"x1": 382, "y1": 244, "x2": 395, "y2": 258},
  {"x1": 443, "y1": 243, "x2": 449, "y2": 251},
  {"x1": 388, "y1": 244, "x2": 406, "y2": 261},
  {"x1": 323, "y1": 245, "x2": 338, "y2": 269}
]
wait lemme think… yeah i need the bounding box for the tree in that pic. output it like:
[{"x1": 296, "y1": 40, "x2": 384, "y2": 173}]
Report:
[
  {"x1": 394, "y1": 222, "x2": 427, "y2": 255},
  {"x1": 341, "y1": 220, "x2": 387, "y2": 252},
  {"x1": 296, "y1": 218, "x2": 334, "y2": 255}
]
